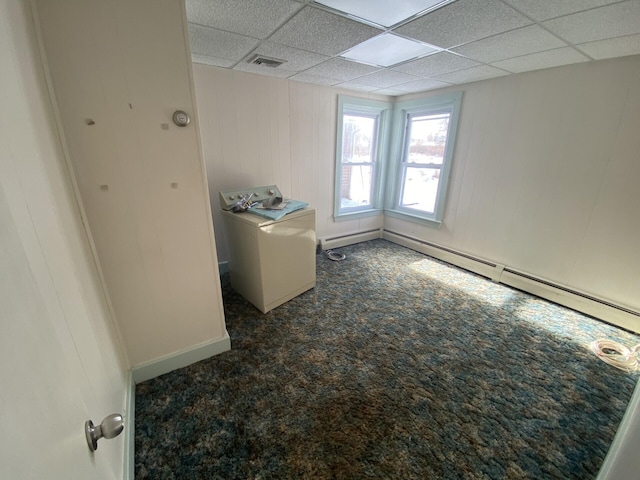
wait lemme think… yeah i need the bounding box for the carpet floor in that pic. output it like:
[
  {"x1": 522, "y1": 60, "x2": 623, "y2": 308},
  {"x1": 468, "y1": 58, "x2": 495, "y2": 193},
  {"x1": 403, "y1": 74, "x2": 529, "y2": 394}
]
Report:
[{"x1": 135, "y1": 239, "x2": 639, "y2": 479}]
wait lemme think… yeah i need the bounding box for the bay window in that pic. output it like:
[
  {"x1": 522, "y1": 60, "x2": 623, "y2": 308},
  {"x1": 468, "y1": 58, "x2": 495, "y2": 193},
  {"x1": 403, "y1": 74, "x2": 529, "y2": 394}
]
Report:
[{"x1": 334, "y1": 92, "x2": 462, "y2": 226}]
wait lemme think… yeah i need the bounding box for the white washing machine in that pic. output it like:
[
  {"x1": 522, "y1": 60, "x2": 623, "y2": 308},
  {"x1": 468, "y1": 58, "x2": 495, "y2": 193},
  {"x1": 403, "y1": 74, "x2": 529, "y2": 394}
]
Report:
[{"x1": 219, "y1": 185, "x2": 316, "y2": 313}]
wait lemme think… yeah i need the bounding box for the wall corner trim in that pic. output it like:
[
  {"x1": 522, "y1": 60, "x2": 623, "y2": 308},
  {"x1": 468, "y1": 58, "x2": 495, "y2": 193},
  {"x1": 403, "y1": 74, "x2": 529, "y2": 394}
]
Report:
[
  {"x1": 124, "y1": 372, "x2": 135, "y2": 480},
  {"x1": 597, "y1": 378, "x2": 640, "y2": 479},
  {"x1": 131, "y1": 331, "x2": 231, "y2": 383},
  {"x1": 218, "y1": 261, "x2": 229, "y2": 276}
]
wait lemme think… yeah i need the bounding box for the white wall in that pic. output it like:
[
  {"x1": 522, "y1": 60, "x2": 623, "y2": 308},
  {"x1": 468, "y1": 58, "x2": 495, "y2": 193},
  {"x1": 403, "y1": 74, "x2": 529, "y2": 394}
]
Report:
[
  {"x1": 34, "y1": 0, "x2": 227, "y2": 367},
  {"x1": 193, "y1": 65, "x2": 388, "y2": 261},
  {"x1": 0, "y1": 1, "x2": 127, "y2": 478},
  {"x1": 195, "y1": 58, "x2": 640, "y2": 315},
  {"x1": 388, "y1": 55, "x2": 640, "y2": 314}
]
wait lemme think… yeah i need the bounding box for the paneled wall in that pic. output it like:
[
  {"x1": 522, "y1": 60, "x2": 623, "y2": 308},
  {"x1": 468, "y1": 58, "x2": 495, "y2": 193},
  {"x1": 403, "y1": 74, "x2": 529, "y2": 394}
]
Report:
[
  {"x1": 1, "y1": 1, "x2": 126, "y2": 477},
  {"x1": 193, "y1": 65, "x2": 388, "y2": 261},
  {"x1": 35, "y1": 0, "x2": 227, "y2": 367},
  {"x1": 195, "y1": 56, "x2": 639, "y2": 315},
  {"x1": 388, "y1": 55, "x2": 640, "y2": 313}
]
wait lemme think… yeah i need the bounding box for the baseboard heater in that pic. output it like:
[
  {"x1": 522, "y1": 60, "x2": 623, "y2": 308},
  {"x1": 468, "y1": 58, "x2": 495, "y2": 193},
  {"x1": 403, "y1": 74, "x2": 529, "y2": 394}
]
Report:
[
  {"x1": 318, "y1": 228, "x2": 382, "y2": 251},
  {"x1": 383, "y1": 229, "x2": 640, "y2": 334}
]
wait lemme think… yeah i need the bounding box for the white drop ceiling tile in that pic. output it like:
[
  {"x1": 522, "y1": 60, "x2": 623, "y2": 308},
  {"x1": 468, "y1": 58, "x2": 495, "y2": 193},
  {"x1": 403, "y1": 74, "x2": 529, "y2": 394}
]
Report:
[
  {"x1": 394, "y1": 0, "x2": 531, "y2": 48},
  {"x1": 578, "y1": 33, "x2": 640, "y2": 60},
  {"x1": 290, "y1": 73, "x2": 340, "y2": 85},
  {"x1": 233, "y1": 62, "x2": 297, "y2": 78},
  {"x1": 303, "y1": 58, "x2": 380, "y2": 81},
  {"x1": 452, "y1": 25, "x2": 567, "y2": 64},
  {"x1": 269, "y1": 6, "x2": 382, "y2": 56},
  {"x1": 189, "y1": 24, "x2": 259, "y2": 62},
  {"x1": 392, "y1": 52, "x2": 480, "y2": 77},
  {"x1": 186, "y1": 0, "x2": 302, "y2": 39},
  {"x1": 191, "y1": 54, "x2": 236, "y2": 68},
  {"x1": 503, "y1": 0, "x2": 620, "y2": 21},
  {"x1": 543, "y1": 1, "x2": 640, "y2": 45},
  {"x1": 394, "y1": 78, "x2": 453, "y2": 93},
  {"x1": 373, "y1": 88, "x2": 407, "y2": 96},
  {"x1": 334, "y1": 82, "x2": 379, "y2": 92},
  {"x1": 435, "y1": 65, "x2": 509, "y2": 84},
  {"x1": 248, "y1": 42, "x2": 330, "y2": 71},
  {"x1": 353, "y1": 70, "x2": 422, "y2": 88},
  {"x1": 491, "y1": 47, "x2": 589, "y2": 73}
]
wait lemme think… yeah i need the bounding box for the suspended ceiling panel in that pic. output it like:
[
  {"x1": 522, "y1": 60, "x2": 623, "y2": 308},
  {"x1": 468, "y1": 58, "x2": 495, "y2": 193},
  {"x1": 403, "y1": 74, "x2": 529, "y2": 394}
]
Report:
[{"x1": 186, "y1": 0, "x2": 640, "y2": 96}]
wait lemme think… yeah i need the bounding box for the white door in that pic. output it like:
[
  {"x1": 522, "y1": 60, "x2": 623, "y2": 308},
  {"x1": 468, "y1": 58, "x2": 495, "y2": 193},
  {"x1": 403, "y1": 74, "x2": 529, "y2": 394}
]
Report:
[{"x1": 0, "y1": 1, "x2": 127, "y2": 478}]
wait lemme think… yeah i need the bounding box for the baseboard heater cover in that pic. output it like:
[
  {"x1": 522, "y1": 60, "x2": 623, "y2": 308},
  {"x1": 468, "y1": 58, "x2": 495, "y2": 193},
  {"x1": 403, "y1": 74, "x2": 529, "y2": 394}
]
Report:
[
  {"x1": 383, "y1": 230, "x2": 500, "y2": 281},
  {"x1": 319, "y1": 228, "x2": 382, "y2": 251},
  {"x1": 382, "y1": 229, "x2": 640, "y2": 333}
]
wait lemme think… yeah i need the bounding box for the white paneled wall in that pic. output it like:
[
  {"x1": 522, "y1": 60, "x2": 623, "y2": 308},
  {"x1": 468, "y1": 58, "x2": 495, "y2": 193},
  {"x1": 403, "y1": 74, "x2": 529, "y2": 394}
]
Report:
[
  {"x1": 195, "y1": 55, "x2": 640, "y2": 316},
  {"x1": 388, "y1": 55, "x2": 640, "y2": 313},
  {"x1": 1, "y1": 1, "x2": 126, "y2": 478},
  {"x1": 194, "y1": 65, "x2": 388, "y2": 261},
  {"x1": 35, "y1": 0, "x2": 227, "y2": 367}
]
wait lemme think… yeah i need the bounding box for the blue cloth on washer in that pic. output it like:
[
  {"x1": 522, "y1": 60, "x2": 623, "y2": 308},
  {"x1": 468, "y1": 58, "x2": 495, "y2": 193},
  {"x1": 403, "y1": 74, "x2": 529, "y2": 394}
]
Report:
[{"x1": 247, "y1": 199, "x2": 308, "y2": 221}]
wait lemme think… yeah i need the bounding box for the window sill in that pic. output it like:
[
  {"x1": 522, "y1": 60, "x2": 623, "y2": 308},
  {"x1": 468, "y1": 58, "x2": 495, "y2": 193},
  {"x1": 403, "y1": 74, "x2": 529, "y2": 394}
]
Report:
[
  {"x1": 384, "y1": 209, "x2": 442, "y2": 227},
  {"x1": 334, "y1": 208, "x2": 383, "y2": 222}
]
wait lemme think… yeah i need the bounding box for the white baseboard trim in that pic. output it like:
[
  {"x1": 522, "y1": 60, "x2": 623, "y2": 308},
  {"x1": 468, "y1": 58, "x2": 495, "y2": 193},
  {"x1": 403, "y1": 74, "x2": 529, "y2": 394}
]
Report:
[
  {"x1": 383, "y1": 230, "x2": 640, "y2": 333},
  {"x1": 124, "y1": 371, "x2": 135, "y2": 480},
  {"x1": 383, "y1": 230, "x2": 497, "y2": 280},
  {"x1": 319, "y1": 228, "x2": 382, "y2": 251},
  {"x1": 131, "y1": 331, "x2": 231, "y2": 383},
  {"x1": 499, "y1": 270, "x2": 640, "y2": 333}
]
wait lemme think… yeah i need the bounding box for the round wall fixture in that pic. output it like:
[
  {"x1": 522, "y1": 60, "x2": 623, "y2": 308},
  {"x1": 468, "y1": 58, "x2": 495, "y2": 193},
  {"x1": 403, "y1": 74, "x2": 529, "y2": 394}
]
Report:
[{"x1": 172, "y1": 110, "x2": 190, "y2": 127}]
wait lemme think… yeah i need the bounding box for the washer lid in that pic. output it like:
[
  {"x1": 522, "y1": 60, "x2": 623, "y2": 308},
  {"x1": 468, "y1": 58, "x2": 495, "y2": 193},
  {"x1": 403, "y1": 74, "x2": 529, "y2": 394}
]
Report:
[{"x1": 221, "y1": 207, "x2": 314, "y2": 227}]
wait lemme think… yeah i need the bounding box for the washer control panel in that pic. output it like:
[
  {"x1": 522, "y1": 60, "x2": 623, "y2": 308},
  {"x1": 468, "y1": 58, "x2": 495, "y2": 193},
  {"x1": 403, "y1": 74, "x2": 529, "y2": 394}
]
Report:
[{"x1": 219, "y1": 185, "x2": 283, "y2": 210}]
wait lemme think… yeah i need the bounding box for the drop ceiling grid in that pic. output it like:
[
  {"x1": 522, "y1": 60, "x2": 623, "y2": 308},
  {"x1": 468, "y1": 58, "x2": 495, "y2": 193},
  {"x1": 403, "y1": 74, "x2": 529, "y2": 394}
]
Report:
[{"x1": 186, "y1": 0, "x2": 640, "y2": 94}]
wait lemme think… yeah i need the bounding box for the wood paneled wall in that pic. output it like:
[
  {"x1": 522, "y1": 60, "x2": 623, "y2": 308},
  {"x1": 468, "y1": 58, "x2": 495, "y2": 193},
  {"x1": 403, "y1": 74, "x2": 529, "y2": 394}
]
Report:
[
  {"x1": 195, "y1": 56, "x2": 640, "y2": 314},
  {"x1": 193, "y1": 65, "x2": 388, "y2": 262},
  {"x1": 1, "y1": 1, "x2": 126, "y2": 477},
  {"x1": 35, "y1": 0, "x2": 227, "y2": 367}
]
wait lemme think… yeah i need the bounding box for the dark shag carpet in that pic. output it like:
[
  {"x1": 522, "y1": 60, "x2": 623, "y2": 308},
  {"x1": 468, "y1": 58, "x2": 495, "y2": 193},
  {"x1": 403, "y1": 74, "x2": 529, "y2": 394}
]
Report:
[{"x1": 135, "y1": 239, "x2": 639, "y2": 479}]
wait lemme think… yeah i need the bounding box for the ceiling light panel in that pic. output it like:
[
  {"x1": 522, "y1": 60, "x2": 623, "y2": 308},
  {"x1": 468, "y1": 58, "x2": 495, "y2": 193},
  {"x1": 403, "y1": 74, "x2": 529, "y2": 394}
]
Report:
[
  {"x1": 314, "y1": 0, "x2": 450, "y2": 28},
  {"x1": 341, "y1": 33, "x2": 440, "y2": 67}
]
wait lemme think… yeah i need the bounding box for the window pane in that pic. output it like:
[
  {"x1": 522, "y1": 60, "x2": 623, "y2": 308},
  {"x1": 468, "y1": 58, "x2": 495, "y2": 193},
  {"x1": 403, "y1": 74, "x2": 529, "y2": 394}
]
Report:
[
  {"x1": 407, "y1": 113, "x2": 450, "y2": 165},
  {"x1": 400, "y1": 167, "x2": 440, "y2": 214},
  {"x1": 340, "y1": 164, "x2": 372, "y2": 209},
  {"x1": 342, "y1": 115, "x2": 376, "y2": 164}
]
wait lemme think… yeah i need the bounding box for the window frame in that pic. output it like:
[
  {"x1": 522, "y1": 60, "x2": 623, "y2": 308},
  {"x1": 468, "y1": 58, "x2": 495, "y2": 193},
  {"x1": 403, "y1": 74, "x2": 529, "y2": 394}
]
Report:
[
  {"x1": 334, "y1": 95, "x2": 390, "y2": 221},
  {"x1": 385, "y1": 92, "x2": 462, "y2": 226}
]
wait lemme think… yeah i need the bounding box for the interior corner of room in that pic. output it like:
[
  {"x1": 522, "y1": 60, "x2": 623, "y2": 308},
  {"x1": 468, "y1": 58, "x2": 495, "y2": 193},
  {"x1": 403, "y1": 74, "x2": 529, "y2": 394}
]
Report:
[{"x1": 2, "y1": 0, "x2": 640, "y2": 478}]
